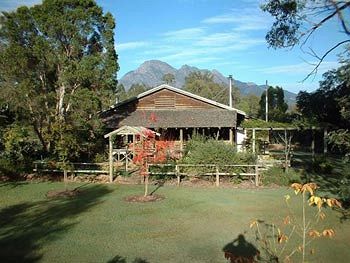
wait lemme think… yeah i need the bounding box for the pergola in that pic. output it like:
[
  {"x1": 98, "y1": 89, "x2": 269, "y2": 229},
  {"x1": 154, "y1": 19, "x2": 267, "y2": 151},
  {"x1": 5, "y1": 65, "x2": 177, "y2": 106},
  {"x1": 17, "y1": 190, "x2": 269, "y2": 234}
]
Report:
[
  {"x1": 104, "y1": 125, "x2": 160, "y2": 182},
  {"x1": 245, "y1": 127, "x2": 328, "y2": 155}
]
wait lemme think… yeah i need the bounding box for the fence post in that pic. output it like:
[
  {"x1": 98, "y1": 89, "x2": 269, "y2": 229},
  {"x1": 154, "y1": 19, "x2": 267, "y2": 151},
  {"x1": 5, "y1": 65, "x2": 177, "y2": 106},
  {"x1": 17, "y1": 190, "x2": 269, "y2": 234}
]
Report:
[
  {"x1": 63, "y1": 169, "x2": 68, "y2": 183},
  {"x1": 252, "y1": 128, "x2": 256, "y2": 153},
  {"x1": 109, "y1": 136, "x2": 113, "y2": 183},
  {"x1": 176, "y1": 165, "x2": 180, "y2": 186},
  {"x1": 255, "y1": 165, "x2": 259, "y2": 187},
  {"x1": 216, "y1": 165, "x2": 220, "y2": 187}
]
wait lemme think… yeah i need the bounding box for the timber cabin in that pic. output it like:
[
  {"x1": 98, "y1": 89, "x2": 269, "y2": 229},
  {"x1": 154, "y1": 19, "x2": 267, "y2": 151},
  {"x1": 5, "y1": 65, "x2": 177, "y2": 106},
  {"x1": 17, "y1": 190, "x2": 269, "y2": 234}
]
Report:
[{"x1": 101, "y1": 84, "x2": 246, "y2": 151}]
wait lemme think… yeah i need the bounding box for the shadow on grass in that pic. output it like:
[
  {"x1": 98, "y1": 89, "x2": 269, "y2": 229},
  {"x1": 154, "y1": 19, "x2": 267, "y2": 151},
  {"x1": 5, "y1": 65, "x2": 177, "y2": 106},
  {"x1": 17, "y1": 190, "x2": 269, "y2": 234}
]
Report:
[
  {"x1": 0, "y1": 181, "x2": 29, "y2": 188},
  {"x1": 223, "y1": 234, "x2": 260, "y2": 263},
  {"x1": 107, "y1": 255, "x2": 150, "y2": 263},
  {"x1": 293, "y1": 155, "x2": 350, "y2": 216},
  {"x1": 149, "y1": 180, "x2": 165, "y2": 196},
  {"x1": 0, "y1": 184, "x2": 113, "y2": 262}
]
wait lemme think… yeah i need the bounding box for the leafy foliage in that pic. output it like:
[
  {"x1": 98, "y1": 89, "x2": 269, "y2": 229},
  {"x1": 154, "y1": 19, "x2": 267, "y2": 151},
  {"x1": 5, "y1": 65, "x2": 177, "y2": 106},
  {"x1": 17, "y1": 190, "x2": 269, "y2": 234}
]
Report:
[
  {"x1": 180, "y1": 134, "x2": 256, "y2": 176},
  {"x1": 262, "y1": 166, "x2": 302, "y2": 186},
  {"x1": 127, "y1": 83, "x2": 149, "y2": 98},
  {"x1": 0, "y1": 0, "x2": 118, "y2": 164},
  {"x1": 183, "y1": 71, "x2": 240, "y2": 105},
  {"x1": 262, "y1": 0, "x2": 350, "y2": 77},
  {"x1": 296, "y1": 49, "x2": 350, "y2": 156},
  {"x1": 182, "y1": 134, "x2": 255, "y2": 165},
  {"x1": 242, "y1": 118, "x2": 294, "y2": 129},
  {"x1": 261, "y1": 0, "x2": 303, "y2": 48},
  {"x1": 162, "y1": 73, "x2": 175, "y2": 84},
  {"x1": 259, "y1": 86, "x2": 288, "y2": 122},
  {"x1": 236, "y1": 94, "x2": 260, "y2": 118}
]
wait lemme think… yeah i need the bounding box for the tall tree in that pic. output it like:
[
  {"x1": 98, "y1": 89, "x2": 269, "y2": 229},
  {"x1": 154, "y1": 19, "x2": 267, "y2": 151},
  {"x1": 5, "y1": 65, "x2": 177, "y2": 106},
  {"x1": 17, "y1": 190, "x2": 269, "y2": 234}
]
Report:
[
  {"x1": 184, "y1": 71, "x2": 240, "y2": 105},
  {"x1": 162, "y1": 73, "x2": 175, "y2": 85},
  {"x1": 259, "y1": 86, "x2": 288, "y2": 122},
  {"x1": 236, "y1": 94, "x2": 260, "y2": 118},
  {"x1": 115, "y1": 84, "x2": 128, "y2": 103},
  {"x1": 127, "y1": 83, "x2": 149, "y2": 98},
  {"x1": 262, "y1": 0, "x2": 350, "y2": 78},
  {"x1": 296, "y1": 49, "x2": 350, "y2": 155},
  {"x1": 0, "y1": 0, "x2": 118, "y2": 160}
]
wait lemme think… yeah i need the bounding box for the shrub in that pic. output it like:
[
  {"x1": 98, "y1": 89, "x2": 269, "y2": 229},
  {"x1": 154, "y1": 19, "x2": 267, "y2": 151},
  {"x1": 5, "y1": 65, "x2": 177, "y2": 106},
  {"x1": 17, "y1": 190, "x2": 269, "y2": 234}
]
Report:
[
  {"x1": 0, "y1": 157, "x2": 18, "y2": 176},
  {"x1": 180, "y1": 135, "x2": 256, "y2": 175},
  {"x1": 2, "y1": 124, "x2": 42, "y2": 174},
  {"x1": 262, "y1": 167, "x2": 302, "y2": 186}
]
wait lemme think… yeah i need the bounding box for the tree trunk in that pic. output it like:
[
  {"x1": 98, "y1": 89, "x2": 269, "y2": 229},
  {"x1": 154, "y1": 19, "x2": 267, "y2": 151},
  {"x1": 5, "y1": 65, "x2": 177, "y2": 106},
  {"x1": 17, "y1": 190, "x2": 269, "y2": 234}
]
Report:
[
  {"x1": 144, "y1": 176, "x2": 149, "y2": 197},
  {"x1": 33, "y1": 124, "x2": 50, "y2": 154},
  {"x1": 57, "y1": 84, "x2": 65, "y2": 119}
]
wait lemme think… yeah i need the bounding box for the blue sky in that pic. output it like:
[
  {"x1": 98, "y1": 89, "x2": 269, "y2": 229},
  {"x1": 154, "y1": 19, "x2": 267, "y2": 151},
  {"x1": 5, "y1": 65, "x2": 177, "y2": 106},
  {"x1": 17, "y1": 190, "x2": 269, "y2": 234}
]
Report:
[{"x1": 1, "y1": 0, "x2": 347, "y2": 93}]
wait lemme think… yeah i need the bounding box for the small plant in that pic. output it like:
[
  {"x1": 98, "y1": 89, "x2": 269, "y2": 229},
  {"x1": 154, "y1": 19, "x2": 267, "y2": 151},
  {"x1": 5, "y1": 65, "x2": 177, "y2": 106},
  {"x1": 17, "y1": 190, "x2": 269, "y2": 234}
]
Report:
[
  {"x1": 250, "y1": 183, "x2": 342, "y2": 262},
  {"x1": 131, "y1": 129, "x2": 174, "y2": 197},
  {"x1": 262, "y1": 167, "x2": 302, "y2": 186}
]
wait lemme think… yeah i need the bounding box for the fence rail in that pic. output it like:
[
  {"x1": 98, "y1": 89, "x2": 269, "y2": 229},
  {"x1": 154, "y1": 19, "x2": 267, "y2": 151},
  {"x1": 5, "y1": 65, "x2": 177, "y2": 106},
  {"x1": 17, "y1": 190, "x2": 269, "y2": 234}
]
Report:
[
  {"x1": 147, "y1": 163, "x2": 264, "y2": 187},
  {"x1": 33, "y1": 161, "x2": 108, "y2": 174}
]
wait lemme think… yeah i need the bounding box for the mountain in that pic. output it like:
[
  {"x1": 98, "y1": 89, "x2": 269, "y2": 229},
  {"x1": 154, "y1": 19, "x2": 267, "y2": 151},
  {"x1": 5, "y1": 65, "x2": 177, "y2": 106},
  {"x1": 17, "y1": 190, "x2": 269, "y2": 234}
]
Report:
[{"x1": 119, "y1": 60, "x2": 297, "y2": 105}]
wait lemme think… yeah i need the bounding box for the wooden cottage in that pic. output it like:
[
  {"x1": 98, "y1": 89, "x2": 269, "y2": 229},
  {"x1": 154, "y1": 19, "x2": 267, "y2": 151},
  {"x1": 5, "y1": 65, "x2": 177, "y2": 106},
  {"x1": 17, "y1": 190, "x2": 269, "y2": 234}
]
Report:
[{"x1": 101, "y1": 84, "x2": 246, "y2": 150}]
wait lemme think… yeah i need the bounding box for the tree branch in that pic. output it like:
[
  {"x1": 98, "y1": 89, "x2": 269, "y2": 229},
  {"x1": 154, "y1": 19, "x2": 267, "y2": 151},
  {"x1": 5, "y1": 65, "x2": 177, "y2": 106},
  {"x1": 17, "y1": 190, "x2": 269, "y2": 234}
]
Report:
[
  {"x1": 300, "y1": 2, "x2": 350, "y2": 48},
  {"x1": 303, "y1": 39, "x2": 350, "y2": 81}
]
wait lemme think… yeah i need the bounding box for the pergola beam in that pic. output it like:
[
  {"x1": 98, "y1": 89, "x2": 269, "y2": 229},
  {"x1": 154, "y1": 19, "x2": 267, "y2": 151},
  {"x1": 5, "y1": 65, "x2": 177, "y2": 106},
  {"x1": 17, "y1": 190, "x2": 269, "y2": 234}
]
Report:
[
  {"x1": 246, "y1": 126, "x2": 328, "y2": 156},
  {"x1": 108, "y1": 136, "x2": 113, "y2": 183}
]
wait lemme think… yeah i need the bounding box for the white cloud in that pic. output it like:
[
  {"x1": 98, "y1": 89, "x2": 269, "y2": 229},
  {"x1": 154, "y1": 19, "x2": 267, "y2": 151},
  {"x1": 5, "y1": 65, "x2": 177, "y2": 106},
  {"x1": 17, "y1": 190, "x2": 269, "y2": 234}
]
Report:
[
  {"x1": 196, "y1": 32, "x2": 264, "y2": 49},
  {"x1": 162, "y1": 27, "x2": 205, "y2": 40},
  {"x1": 202, "y1": 14, "x2": 238, "y2": 24},
  {"x1": 201, "y1": 8, "x2": 272, "y2": 31},
  {"x1": 258, "y1": 61, "x2": 339, "y2": 75},
  {"x1": 117, "y1": 41, "x2": 150, "y2": 51},
  {"x1": 0, "y1": 0, "x2": 41, "y2": 11}
]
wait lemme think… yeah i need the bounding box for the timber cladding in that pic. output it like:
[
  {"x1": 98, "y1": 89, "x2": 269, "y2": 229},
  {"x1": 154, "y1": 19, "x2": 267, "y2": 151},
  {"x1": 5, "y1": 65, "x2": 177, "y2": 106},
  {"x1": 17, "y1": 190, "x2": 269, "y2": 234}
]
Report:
[
  {"x1": 138, "y1": 89, "x2": 216, "y2": 110},
  {"x1": 101, "y1": 86, "x2": 241, "y2": 129}
]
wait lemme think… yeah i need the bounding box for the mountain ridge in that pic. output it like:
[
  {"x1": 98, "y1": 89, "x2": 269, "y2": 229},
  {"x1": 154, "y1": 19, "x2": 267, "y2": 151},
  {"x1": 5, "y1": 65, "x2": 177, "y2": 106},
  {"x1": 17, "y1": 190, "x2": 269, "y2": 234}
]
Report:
[{"x1": 119, "y1": 60, "x2": 297, "y2": 105}]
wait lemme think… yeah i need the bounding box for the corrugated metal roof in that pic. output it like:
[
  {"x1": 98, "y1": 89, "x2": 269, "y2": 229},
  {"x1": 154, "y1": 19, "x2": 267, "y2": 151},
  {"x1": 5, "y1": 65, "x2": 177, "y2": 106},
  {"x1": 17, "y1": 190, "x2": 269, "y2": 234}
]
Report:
[{"x1": 105, "y1": 109, "x2": 237, "y2": 128}]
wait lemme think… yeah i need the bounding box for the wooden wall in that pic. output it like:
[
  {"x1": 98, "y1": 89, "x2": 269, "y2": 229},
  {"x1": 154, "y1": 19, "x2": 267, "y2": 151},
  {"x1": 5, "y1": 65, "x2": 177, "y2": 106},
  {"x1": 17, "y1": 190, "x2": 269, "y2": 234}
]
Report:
[{"x1": 137, "y1": 89, "x2": 217, "y2": 110}]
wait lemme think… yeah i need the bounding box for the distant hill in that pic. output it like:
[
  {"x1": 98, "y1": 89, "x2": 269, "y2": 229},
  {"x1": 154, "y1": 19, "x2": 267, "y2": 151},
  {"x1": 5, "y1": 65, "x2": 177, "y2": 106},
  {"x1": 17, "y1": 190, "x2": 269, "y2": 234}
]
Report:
[{"x1": 119, "y1": 60, "x2": 297, "y2": 105}]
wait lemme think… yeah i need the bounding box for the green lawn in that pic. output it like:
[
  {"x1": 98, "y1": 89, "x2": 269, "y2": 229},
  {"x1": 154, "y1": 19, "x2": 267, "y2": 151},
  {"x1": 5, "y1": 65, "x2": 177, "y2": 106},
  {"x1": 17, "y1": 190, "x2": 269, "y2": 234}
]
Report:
[{"x1": 0, "y1": 182, "x2": 349, "y2": 263}]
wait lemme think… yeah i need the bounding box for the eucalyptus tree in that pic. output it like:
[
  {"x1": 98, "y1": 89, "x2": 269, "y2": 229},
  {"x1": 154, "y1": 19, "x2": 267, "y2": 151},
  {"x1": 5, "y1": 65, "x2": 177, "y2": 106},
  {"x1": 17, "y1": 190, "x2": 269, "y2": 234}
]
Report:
[
  {"x1": 0, "y1": 0, "x2": 118, "y2": 161},
  {"x1": 262, "y1": 0, "x2": 350, "y2": 78}
]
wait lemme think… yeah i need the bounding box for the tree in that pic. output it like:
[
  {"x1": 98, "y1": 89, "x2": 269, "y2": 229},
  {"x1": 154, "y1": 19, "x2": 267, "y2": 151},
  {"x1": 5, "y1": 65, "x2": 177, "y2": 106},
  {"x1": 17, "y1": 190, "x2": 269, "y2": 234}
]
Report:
[
  {"x1": 162, "y1": 73, "x2": 175, "y2": 85},
  {"x1": 184, "y1": 71, "x2": 240, "y2": 105},
  {"x1": 259, "y1": 86, "x2": 288, "y2": 122},
  {"x1": 261, "y1": 0, "x2": 350, "y2": 78},
  {"x1": 115, "y1": 84, "x2": 127, "y2": 103},
  {"x1": 296, "y1": 49, "x2": 350, "y2": 157},
  {"x1": 236, "y1": 94, "x2": 260, "y2": 118},
  {"x1": 127, "y1": 83, "x2": 149, "y2": 98},
  {"x1": 0, "y1": 0, "x2": 118, "y2": 161},
  {"x1": 296, "y1": 51, "x2": 350, "y2": 128}
]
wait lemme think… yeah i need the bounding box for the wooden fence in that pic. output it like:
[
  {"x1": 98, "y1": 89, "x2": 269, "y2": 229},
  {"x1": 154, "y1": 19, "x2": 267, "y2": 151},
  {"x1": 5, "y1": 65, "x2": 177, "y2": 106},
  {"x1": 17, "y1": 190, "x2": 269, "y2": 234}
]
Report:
[
  {"x1": 147, "y1": 163, "x2": 263, "y2": 187},
  {"x1": 33, "y1": 161, "x2": 108, "y2": 175}
]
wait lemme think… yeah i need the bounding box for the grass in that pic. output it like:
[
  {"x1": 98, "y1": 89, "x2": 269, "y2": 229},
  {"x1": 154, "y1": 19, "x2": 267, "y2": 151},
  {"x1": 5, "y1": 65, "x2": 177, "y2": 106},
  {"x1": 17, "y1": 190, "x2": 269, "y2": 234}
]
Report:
[{"x1": 0, "y1": 182, "x2": 350, "y2": 262}]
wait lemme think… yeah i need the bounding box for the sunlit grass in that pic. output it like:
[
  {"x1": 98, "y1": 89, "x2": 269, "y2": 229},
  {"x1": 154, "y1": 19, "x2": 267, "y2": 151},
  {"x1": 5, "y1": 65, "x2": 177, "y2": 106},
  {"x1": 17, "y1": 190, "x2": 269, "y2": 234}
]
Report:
[{"x1": 0, "y1": 182, "x2": 349, "y2": 262}]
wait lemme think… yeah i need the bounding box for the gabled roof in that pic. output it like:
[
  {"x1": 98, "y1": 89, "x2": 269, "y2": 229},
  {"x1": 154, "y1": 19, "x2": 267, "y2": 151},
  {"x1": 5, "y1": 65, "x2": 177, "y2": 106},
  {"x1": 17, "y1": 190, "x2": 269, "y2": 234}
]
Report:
[
  {"x1": 104, "y1": 125, "x2": 160, "y2": 138},
  {"x1": 108, "y1": 84, "x2": 246, "y2": 116}
]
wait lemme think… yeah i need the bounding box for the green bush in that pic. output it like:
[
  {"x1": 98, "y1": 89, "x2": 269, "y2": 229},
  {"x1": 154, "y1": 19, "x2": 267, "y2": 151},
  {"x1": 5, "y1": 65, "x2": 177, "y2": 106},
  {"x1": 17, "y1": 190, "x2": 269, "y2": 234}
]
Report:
[
  {"x1": 304, "y1": 157, "x2": 335, "y2": 174},
  {"x1": 262, "y1": 167, "x2": 302, "y2": 186},
  {"x1": 313, "y1": 157, "x2": 334, "y2": 174},
  {"x1": 180, "y1": 135, "x2": 256, "y2": 175},
  {"x1": 0, "y1": 157, "x2": 18, "y2": 177}
]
